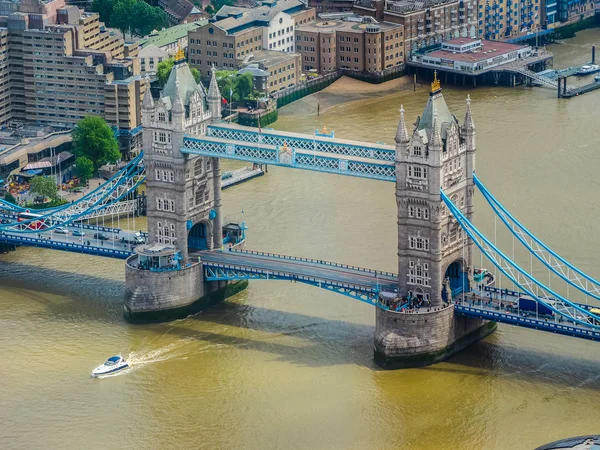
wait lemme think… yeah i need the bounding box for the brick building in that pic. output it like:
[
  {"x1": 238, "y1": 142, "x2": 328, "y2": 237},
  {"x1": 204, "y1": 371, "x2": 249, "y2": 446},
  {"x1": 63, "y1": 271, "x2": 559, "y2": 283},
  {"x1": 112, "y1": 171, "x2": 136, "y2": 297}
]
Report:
[{"x1": 295, "y1": 17, "x2": 404, "y2": 73}]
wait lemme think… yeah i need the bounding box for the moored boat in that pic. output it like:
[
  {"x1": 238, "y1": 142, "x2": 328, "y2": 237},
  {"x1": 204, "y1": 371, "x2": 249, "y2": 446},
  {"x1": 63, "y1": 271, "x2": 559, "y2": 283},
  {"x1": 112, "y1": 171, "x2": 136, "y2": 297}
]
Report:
[{"x1": 576, "y1": 64, "x2": 600, "y2": 76}]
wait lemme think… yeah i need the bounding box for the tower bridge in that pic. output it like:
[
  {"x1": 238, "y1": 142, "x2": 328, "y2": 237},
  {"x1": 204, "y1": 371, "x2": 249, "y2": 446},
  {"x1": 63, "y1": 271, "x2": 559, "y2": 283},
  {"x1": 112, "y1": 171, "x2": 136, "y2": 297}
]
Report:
[{"x1": 2, "y1": 60, "x2": 600, "y2": 369}]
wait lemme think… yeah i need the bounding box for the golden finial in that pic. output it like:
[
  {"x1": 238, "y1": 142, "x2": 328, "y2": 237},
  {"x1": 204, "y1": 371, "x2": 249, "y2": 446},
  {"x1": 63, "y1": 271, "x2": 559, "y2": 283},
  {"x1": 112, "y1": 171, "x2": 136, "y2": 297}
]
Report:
[
  {"x1": 282, "y1": 141, "x2": 290, "y2": 152},
  {"x1": 430, "y1": 70, "x2": 441, "y2": 93},
  {"x1": 175, "y1": 44, "x2": 185, "y2": 63},
  {"x1": 322, "y1": 125, "x2": 327, "y2": 134}
]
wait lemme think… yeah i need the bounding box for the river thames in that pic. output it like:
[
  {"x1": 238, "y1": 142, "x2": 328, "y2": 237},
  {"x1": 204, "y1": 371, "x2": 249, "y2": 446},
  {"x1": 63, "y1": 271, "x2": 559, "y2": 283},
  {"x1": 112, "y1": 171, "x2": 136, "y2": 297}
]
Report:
[{"x1": 2, "y1": 30, "x2": 600, "y2": 450}]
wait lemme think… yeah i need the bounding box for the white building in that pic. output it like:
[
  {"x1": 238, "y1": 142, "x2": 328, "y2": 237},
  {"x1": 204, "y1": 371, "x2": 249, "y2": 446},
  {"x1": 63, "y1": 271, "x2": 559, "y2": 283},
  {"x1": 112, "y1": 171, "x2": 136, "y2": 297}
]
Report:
[
  {"x1": 139, "y1": 44, "x2": 170, "y2": 75},
  {"x1": 265, "y1": 11, "x2": 295, "y2": 53}
]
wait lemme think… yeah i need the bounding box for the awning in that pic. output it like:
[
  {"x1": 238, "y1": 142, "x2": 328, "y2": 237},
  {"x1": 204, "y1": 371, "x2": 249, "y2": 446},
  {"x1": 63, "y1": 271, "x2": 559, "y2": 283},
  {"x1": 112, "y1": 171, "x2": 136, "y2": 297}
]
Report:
[
  {"x1": 25, "y1": 169, "x2": 43, "y2": 175},
  {"x1": 22, "y1": 161, "x2": 52, "y2": 170}
]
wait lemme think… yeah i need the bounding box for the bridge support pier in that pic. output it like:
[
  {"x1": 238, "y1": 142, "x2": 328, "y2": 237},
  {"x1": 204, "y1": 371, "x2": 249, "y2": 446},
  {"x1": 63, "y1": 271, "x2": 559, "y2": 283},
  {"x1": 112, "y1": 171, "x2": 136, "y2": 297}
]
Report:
[
  {"x1": 373, "y1": 305, "x2": 496, "y2": 369},
  {"x1": 124, "y1": 256, "x2": 247, "y2": 323}
]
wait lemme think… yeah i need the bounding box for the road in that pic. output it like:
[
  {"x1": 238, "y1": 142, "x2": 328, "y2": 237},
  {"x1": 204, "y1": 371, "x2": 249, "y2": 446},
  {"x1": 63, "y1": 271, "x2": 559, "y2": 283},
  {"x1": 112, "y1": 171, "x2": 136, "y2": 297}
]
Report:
[{"x1": 196, "y1": 250, "x2": 398, "y2": 290}]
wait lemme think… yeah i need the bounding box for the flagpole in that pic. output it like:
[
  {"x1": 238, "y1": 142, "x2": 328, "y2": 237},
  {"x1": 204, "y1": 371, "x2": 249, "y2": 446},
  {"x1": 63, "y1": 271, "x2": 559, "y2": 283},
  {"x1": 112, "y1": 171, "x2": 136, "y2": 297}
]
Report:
[{"x1": 229, "y1": 87, "x2": 232, "y2": 122}]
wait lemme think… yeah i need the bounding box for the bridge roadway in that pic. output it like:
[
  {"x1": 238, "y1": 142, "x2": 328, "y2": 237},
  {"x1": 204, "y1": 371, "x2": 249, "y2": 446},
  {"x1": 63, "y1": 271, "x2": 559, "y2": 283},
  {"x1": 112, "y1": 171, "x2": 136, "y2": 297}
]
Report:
[
  {"x1": 453, "y1": 286, "x2": 600, "y2": 341},
  {"x1": 195, "y1": 249, "x2": 398, "y2": 303}
]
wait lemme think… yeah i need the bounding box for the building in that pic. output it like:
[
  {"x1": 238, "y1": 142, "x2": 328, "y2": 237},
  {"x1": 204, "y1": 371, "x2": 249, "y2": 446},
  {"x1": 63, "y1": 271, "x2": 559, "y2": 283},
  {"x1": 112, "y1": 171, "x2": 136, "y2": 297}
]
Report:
[
  {"x1": 0, "y1": 0, "x2": 147, "y2": 156},
  {"x1": 477, "y1": 0, "x2": 542, "y2": 40},
  {"x1": 307, "y1": 0, "x2": 355, "y2": 13},
  {"x1": 411, "y1": 38, "x2": 532, "y2": 73},
  {"x1": 556, "y1": 0, "x2": 595, "y2": 25},
  {"x1": 187, "y1": 0, "x2": 316, "y2": 76},
  {"x1": 356, "y1": 0, "x2": 478, "y2": 57},
  {"x1": 139, "y1": 44, "x2": 170, "y2": 75},
  {"x1": 152, "y1": 0, "x2": 203, "y2": 25},
  {"x1": 138, "y1": 21, "x2": 207, "y2": 55},
  {"x1": 238, "y1": 49, "x2": 301, "y2": 92},
  {"x1": 137, "y1": 21, "x2": 207, "y2": 74},
  {"x1": 0, "y1": 127, "x2": 72, "y2": 179},
  {"x1": 295, "y1": 17, "x2": 404, "y2": 73}
]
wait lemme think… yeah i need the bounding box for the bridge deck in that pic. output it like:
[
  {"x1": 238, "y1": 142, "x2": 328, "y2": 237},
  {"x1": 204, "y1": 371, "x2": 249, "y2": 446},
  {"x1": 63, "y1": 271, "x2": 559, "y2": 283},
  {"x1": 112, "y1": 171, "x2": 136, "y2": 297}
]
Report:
[{"x1": 196, "y1": 249, "x2": 397, "y2": 290}]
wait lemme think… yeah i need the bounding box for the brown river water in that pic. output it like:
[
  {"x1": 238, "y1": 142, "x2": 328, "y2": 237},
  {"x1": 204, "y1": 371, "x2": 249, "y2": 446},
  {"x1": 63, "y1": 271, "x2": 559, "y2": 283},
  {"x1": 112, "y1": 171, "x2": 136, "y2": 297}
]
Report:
[{"x1": 2, "y1": 29, "x2": 600, "y2": 450}]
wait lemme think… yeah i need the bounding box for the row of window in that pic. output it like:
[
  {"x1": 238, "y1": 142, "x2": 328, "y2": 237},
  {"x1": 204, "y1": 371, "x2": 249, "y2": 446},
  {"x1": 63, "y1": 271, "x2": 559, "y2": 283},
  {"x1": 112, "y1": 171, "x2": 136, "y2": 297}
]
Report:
[
  {"x1": 408, "y1": 165, "x2": 427, "y2": 179},
  {"x1": 408, "y1": 260, "x2": 430, "y2": 286},
  {"x1": 156, "y1": 198, "x2": 175, "y2": 212},
  {"x1": 153, "y1": 131, "x2": 171, "y2": 144},
  {"x1": 155, "y1": 169, "x2": 174, "y2": 182},
  {"x1": 408, "y1": 206, "x2": 430, "y2": 220},
  {"x1": 408, "y1": 236, "x2": 430, "y2": 251},
  {"x1": 268, "y1": 26, "x2": 293, "y2": 39},
  {"x1": 156, "y1": 221, "x2": 176, "y2": 244}
]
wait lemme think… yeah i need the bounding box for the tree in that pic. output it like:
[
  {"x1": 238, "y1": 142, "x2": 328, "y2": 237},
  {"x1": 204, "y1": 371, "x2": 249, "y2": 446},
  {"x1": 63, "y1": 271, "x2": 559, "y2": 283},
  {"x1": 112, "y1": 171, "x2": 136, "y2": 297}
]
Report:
[
  {"x1": 92, "y1": 0, "x2": 168, "y2": 37},
  {"x1": 74, "y1": 156, "x2": 95, "y2": 183},
  {"x1": 157, "y1": 59, "x2": 174, "y2": 87},
  {"x1": 205, "y1": 4, "x2": 214, "y2": 14},
  {"x1": 235, "y1": 72, "x2": 254, "y2": 101},
  {"x1": 212, "y1": 0, "x2": 235, "y2": 13},
  {"x1": 30, "y1": 176, "x2": 59, "y2": 202},
  {"x1": 91, "y1": 0, "x2": 116, "y2": 24},
  {"x1": 191, "y1": 67, "x2": 200, "y2": 84},
  {"x1": 4, "y1": 193, "x2": 16, "y2": 204},
  {"x1": 72, "y1": 116, "x2": 121, "y2": 170}
]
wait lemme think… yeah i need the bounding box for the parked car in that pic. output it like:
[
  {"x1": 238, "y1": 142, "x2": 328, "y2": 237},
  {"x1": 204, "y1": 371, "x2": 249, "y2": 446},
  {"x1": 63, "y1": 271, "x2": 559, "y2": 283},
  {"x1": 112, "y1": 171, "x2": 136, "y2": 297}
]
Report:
[
  {"x1": 72, "y1": 229, "x2": 85, "y2": 237},
  {"x1": 55, "y1": 227, "x2": 69, "y2": 234},
  {"x1": 94, "y1": 232, "x2": 109, "y2": 240}
]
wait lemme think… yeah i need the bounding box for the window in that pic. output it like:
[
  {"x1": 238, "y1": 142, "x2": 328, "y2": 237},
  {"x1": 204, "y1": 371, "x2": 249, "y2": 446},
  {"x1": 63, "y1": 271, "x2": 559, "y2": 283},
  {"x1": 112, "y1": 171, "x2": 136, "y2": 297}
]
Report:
[
  {"x1": 158, "y1": 132, "x2": 166, "y2": 143},
  {"x1": 194, "y1": 158, "x2": 203, "y2": 177},
  {"x1": 408, "y1": 165, "x2": 427, "y2": 179},
  {"x1": 413, "y1": 146, "x2": 422, "y2": 156},
  {"x1": 206, "y1": 159, "x2": 211, "y2": 171},
  {"x1": 408, "y1": 235, "x2": 430, "y2": 251},
  {"x1": 158, "y1": 112, "x2": 165, "y2": 121}
]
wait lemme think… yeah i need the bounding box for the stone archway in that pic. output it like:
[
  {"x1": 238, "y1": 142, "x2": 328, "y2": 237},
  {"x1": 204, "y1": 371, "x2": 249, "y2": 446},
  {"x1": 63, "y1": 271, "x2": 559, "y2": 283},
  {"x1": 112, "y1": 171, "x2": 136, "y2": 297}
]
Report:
[
  {"x1": 188, "y1": 221, "x2": 209, "y2": 251},
  {"x1": 442, "y1": 259, "x2": 469, "y2": 302}
]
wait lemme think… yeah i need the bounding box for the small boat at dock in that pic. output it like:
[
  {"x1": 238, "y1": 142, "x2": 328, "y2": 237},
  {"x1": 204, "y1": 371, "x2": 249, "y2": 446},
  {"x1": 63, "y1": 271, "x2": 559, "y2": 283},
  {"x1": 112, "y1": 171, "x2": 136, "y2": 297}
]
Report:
[{"x1": 576, "y1": 64, "x2": 600, "y2": 76}]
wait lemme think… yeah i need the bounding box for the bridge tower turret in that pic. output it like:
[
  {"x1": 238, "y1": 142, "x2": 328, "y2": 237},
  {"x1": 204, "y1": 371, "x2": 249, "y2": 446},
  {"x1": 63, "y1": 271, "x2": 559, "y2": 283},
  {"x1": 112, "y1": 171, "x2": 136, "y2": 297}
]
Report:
[
  {"x1": 124, "y1": 53, "x2": 230, "y2": 322},
  {"x1": 374, "y1": 73, "x2": 496, "y2": 368}
]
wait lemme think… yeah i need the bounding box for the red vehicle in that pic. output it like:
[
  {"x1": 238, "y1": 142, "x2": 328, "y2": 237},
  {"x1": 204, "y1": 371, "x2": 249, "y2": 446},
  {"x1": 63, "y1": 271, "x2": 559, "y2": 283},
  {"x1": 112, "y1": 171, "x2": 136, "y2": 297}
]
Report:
[{"x1": 17, "y1": 212, "x2": 45, "y2": 230}]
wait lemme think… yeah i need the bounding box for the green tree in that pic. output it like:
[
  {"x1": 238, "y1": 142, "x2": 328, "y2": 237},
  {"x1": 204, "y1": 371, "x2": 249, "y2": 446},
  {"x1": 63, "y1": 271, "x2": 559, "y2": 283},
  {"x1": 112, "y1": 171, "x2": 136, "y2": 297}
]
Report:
[
  {"x1": 191, "y1": 67, "x2": 200, "y2": 84},
  {"x1": 157, "y1": 59, "x2": 174, "y2": 87},
  {"x1": 72, "y1": 116, "x2": 121, "y2": 170},
  {"x1": 235, "y1": 72, "x2": 254, "y2": 101},
  {"x1": 212, "y1": 0, "x2": 235, "y2": 12},
  {"x1": 74, "y1": 156, "x2": 95, "y2": 183},
  {"x1": 30, "y1": 176, "x2": 59, "y2": 202},
  {"x1": 205, "y1": 4, "x2": 214, "y2": 14},
  {"x1": 91, "y1": 0, "x2": 116, "y2": 23},
  {"x1": 4, "y1": 193, "x2": 16, "y2": 204},
  {"x1": 94, "y1": 0, "x2": 168, "y2": 37}
]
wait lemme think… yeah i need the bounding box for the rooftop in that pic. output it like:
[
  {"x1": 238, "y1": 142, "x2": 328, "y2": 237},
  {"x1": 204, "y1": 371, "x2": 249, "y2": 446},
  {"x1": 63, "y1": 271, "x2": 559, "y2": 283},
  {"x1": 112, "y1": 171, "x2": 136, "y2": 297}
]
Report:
[
  {"x1": 426, "y1": 39, "x2": 528, "y2": 63},
  {"x1": 296, "y1": 19, "x2": 403, "y2": 33},
  {"x1": 210, "y1": 0, "x2": 304, "y2": 33},
  {"x1": 138, "y1": 21, "x2": 207, "y2": 49},
  {"x1": 385, "y1": 0, "x2": 457, "y2": 14},
  {"x1": 242, "y1": 49, "x2": 299, "y2": 65},
  {"x1": 135, "y1": 243, "x2": 178, "y2": 257}
]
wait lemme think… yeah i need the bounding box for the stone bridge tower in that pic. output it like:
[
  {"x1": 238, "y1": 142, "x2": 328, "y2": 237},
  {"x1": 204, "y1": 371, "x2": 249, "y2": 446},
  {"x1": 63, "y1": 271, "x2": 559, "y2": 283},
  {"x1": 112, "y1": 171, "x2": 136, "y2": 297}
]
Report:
[
  {"x1": 142, "y1": 59, "x2": 223, "y2": 263},
  {"x1": 124, "y1": 55, "x2": 229, "y2": 322},
  {"x1": 374, "y1": 73, "x2": 496, "y2": 368}
]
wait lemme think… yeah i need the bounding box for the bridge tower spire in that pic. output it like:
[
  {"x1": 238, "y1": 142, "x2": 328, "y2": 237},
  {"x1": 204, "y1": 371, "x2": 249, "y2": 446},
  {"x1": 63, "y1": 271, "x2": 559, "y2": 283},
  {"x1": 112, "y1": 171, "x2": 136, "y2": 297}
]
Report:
[{"x1": 375, "y1": 77, "x2": 495, "y2": 369}]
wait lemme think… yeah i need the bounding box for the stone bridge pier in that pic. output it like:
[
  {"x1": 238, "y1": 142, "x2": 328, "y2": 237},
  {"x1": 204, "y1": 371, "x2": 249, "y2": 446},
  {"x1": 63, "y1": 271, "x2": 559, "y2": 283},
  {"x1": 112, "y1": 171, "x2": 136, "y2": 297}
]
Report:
[{"x1": 373, "y1": 75, "x2": 495, "y2": 368}]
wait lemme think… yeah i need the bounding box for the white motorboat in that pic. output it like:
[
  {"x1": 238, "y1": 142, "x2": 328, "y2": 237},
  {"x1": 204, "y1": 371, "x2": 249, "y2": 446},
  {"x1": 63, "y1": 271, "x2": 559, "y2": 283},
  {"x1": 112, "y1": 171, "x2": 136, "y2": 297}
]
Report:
[
  {"x1": 91, "y1": 355, "x2": 129, "y2": 377},
  {"x1": 576, "y1": 64, "x2": 600, "y2": 76}
]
